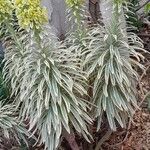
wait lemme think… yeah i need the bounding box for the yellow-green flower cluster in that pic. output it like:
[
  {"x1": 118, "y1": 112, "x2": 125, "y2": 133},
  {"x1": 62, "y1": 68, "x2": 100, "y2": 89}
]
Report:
[
  {"x1": 0, "y1": 0, "x2": 14, "y2": 23},
  {"x1": 65, "y1": 0, "x2": 84, "y2": 8},
  {"x1": 14, "y1": 0, "x2": 48, "y2": 29}
]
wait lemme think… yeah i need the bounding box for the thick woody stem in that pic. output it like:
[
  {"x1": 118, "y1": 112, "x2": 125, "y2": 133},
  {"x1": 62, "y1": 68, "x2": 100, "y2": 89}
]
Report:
[
  {"x1": 63, "y1": 129, "x2": 80, "y2": 150},
  {"x1": 89, "y1": 0, "x2": 101, "y2": 23}
]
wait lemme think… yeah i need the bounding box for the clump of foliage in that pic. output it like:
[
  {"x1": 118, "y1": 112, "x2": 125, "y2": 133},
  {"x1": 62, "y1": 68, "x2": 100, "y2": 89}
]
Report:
[
  {"x1": 0, "y1": 102, "x2": 30, "y2": 145},
  {"x1": 84, "y1": 19, "x2": 144, "y2": 130},
  {"x1": 0, "y1": 1, "x2": 30, "y2": 146}
]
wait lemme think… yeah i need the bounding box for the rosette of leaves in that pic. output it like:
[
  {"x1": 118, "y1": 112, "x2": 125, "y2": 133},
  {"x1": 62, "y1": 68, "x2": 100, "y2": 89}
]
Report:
[
  {"x1": 10, "y1": 26, "x2": 92, "y2": 149},
  {"x1": 84, "y1": 17, "x2": 145, "y2": 130},
  {"x1": 16, "y1": 26, "x2": 92, "y2": 149},
  {"x1": 0, "y1": 101, "x2": 30, "y2": 148}
]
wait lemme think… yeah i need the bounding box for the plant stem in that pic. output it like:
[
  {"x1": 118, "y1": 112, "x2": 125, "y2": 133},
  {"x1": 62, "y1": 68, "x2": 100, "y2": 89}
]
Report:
[
  {"x1": 95, "y1": 128, "x2": 112, "y2": 150},
  {"x1": 63, "y1": 129, "x2": 80, "y2": 150}
]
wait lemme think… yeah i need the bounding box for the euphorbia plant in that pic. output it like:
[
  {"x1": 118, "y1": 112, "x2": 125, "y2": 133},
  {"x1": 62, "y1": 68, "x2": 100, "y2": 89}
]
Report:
[
  {"x1": 0, "y1": 0, "x2": 30, "y2": 145},
  {"x1": 83, "y1": 0, "x2": 145, "y2": 130},
  {"x1": 2, "y1": 0, "x2": 92, "y2": 149}
]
